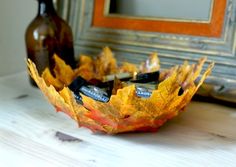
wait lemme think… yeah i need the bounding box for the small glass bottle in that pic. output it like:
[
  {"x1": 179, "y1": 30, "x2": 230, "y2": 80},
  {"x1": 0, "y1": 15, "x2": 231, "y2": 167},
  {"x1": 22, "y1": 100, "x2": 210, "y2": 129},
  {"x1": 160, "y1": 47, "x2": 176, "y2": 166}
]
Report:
[{"x1": 25, "y1": 0, "x2": 76, "y2": 86}]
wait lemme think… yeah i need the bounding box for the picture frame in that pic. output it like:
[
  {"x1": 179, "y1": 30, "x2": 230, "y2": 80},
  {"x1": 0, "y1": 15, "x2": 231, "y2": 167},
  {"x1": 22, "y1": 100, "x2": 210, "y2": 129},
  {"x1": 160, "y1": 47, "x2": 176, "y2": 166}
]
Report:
[{"x1": 57, "y1": 0, "x2": 236, "y2": 103}]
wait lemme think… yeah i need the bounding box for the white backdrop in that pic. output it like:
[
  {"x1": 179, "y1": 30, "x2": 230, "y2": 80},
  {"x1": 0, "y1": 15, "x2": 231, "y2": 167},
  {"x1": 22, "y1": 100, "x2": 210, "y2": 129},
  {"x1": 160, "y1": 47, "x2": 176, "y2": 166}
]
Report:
[{"x1": 0, "y1": 0, "x2": 37, "y2": 76}]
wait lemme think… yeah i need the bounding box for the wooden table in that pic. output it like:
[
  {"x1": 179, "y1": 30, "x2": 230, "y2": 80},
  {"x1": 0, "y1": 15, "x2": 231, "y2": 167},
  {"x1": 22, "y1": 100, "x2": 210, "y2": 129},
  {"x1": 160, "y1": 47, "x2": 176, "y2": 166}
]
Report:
[{"x1": 0, "y1": 72, "x2": 235, "y2": 167}]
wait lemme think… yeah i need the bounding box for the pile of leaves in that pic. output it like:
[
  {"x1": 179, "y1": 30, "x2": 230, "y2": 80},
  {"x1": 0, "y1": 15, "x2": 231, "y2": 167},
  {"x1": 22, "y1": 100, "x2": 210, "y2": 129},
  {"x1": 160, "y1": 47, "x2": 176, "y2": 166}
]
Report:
[{"x1": 27, "y1": 47, "x2": 214, "y2": 134}]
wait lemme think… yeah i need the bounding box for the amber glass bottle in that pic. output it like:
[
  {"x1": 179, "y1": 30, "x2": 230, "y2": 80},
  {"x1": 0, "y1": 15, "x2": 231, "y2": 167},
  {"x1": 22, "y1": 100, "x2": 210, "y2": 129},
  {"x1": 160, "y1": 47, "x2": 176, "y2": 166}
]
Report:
[{"x1": 25, "y1": 0, "x2": 76, "y2": 85}]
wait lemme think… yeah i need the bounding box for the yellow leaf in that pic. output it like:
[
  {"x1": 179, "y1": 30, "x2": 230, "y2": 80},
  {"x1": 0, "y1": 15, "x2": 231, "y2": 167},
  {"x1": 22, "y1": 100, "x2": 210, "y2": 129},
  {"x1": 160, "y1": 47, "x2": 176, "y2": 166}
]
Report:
[
  {"x1": 42, "y1": 68, "x2": 63, "y2": 90},
  {"x1": 139, "y1": 52, "x2": 160, "y2": 73},
  {"x1": 119, "y1": 62, "x2": 138, "y2": 73},
  {"x1": 53, "y1": 54, "x2": 75, "y2": 86},
  {"x1": 94, "y1": 47, "x2": 118, "y2": 79},
  {"x1": 27, "y1": 48, "x2": 214, "y2": 134}
]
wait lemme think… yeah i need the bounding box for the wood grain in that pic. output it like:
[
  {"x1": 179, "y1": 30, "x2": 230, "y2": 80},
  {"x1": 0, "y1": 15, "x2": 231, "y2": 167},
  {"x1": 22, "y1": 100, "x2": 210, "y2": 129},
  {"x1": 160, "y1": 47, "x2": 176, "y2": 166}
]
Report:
[{"x1": 0, "y1": 72, "x2": 235, "y2": 167}]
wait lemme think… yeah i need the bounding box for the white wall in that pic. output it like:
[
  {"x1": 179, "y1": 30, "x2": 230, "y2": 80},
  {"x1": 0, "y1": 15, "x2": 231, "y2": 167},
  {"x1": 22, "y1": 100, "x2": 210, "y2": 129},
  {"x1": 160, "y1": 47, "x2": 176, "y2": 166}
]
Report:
[{"x1": 0, "y1": 0, "x2": 37, "y2": 76}]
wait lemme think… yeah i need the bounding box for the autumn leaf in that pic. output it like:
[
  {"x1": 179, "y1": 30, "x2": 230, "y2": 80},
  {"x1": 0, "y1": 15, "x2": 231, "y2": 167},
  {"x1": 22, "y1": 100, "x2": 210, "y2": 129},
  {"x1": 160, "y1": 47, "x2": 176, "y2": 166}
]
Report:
[
  {"x1": 27, "y1": 48, "x2": 214, "y2": 134},
  {"x1": 74, "y1": 55, "x2": 94, "y2": 81},
  {"x1": 119, "y1": 62, "x2": 138, "y2": 73},
  {"x1": 41, "y1": 68, "x2": 63, "y2": 90},
  {"x1": 53, "y1": 54, "x2": 75, "y2": 86},
  {"x1": 139, "y1": 52, "x2": 160, "y2": 73},
  {"x1": 94, "y1": 47, "x2": 118, "y2": 79}
]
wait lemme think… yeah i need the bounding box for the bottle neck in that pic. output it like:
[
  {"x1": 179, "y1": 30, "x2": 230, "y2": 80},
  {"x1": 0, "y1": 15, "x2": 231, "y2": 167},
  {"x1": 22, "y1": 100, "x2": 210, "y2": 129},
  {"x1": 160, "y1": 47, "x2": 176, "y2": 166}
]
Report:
[{"x1": 37, "y1": 0, "x2": 57, "y2": 16}]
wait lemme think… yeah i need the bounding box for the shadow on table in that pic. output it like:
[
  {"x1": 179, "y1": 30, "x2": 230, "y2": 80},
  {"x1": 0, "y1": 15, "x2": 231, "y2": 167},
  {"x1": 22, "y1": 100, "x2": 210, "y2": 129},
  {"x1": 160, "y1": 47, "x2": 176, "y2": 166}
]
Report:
[{"x1": 115, "y1": 102, "x2": 236, "y2": 149}]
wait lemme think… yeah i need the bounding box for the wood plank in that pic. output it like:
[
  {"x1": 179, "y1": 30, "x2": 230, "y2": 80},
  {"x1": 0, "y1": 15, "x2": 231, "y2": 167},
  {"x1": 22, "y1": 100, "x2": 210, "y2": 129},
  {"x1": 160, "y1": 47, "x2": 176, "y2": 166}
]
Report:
[
  {"x1": 0, "y1": 72, "x2": 236, "y2": 167},
  {"x1": 0, "y1": 129, "x2": 91, "y2": 167}
]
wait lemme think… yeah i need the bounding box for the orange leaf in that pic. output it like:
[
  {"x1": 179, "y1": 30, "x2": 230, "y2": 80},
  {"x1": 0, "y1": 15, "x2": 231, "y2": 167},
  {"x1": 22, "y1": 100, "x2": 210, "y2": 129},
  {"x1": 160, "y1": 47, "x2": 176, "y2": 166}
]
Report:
[
  {"x1": 139, "y1": 52, "x2": 160, "y2": 73},
  {"x1": 94, "y1": 47, "x2": 118, "y2": 79},
  {"x1": 119, "y1": 62, "x2": 138, "y2": 73},
  {"x1": 53, "y1": 54, "x2": 75, "y2": 86},
  {"x1": 27, "y1": 48, "x2": 214, "y2": 134}
]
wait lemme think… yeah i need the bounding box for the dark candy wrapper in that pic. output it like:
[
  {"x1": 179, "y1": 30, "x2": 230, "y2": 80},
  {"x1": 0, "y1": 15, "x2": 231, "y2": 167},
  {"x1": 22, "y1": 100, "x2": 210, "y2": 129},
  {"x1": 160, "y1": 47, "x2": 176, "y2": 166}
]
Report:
[
  {"x1": 132, "y1": 71, "x2": 159, "y2": 83},
  {"x1": 69, "y1": 71, "x2": 159, "y2": 103},
  {"x1": 69, "y1": 76, "x2": 109, "y2": 103}
]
